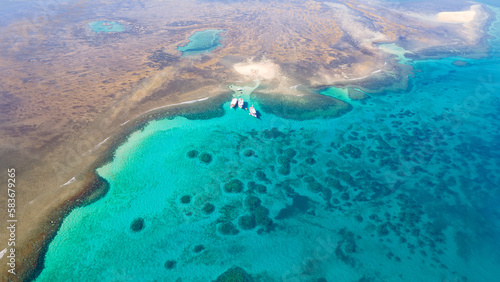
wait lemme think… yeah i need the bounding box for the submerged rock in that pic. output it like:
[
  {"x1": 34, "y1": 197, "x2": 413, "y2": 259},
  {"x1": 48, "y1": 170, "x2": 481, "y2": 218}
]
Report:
[
  {"x1": 130, "y1": 218, "x2": 145, "y2": 232},
  {"x1": 215, "y1": 266, "x2": 253, "y2": 282},
  {"x1": 452, "y1": 60, "x2": 470, "y2": 67},
  {"x1": 348, "y1": 88, "x2": 368, "y2": 100}
]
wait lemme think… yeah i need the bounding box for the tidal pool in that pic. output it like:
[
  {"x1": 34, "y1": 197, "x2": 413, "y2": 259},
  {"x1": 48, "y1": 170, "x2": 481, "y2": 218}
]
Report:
[
  {"x1": 177, "y1": 29, "x2": 224, "y2": 56},
  {"x1": 88, "y1": 21, "x2": 124, "y2": 33}
]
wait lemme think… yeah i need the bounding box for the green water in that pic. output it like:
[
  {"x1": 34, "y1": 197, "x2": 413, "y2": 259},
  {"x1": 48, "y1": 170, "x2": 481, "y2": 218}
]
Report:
[
  {"x1": 36, "y1": 7, "x2": 500, "y2": 282},
  {"x1": 177, "y1": 29, "x2": 224, "y2": 56},
  {"x1": 89, "y1": 21, "x2": 124, "y2": 33}
]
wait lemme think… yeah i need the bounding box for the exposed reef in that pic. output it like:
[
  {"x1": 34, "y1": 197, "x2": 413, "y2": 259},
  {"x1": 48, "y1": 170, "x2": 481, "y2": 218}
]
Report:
[{"x1": 253, "y1": 92, "x2": 352, "y2": 120}]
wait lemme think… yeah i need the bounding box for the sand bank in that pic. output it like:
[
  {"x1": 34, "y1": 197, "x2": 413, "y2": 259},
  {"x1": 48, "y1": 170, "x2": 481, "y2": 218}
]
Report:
[
  {"x1": 436, "y1": 5, "x2": 480, "y2": 24},
  {"x1": 233, "y1": 60, "x2": 280, "y2": 80}
]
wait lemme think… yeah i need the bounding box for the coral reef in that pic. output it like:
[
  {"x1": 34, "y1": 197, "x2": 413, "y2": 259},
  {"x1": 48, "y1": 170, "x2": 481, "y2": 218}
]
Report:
[
  {"x1": 199, "y1": 152, "x2": 213, "y2": 164},
  {"x1": 218, "y1": 222, "x2": 240, "y2": 235},
  {"x1": 202, "y1": 203, "x2": 216, "y2": 214},
  {"x1": 224, "y1": 179, "x2": 244, "y2": 193},
  {"x1": 130, "y1": 218, "x2": 145, "y2": 232},
  {"x1": 164, "y1": 260, "x2": 176, "y2": 269},
  {"x1": 187, "y1": 150, "x2": 199, "y2": 158},
  {"x1": 238, "y1": 214, "x2": 256, "y2": 230},
  {"x1": 180, "y1": 195, "x2": 192, "y2": 204},
  {"x1": 215, "y1": 266, "x2": 253, "y2": 282}
]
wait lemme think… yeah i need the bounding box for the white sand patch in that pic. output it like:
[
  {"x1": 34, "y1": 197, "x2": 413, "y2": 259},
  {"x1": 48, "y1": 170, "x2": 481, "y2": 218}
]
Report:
[
  {"x1": 233, "y1": 60, "x2": 280, "y2": 80},
  {"x1": 437, "y1": 5, "x2": 480, "y2": 23}
]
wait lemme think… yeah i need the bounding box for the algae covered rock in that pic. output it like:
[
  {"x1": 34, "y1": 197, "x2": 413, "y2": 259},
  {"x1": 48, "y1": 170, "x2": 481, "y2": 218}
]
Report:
[
  {"x1": 215, "y1": 266, "x2": 253, "y2": 282},
  {"x1": 224, "y1": 179, "x2": 244, "y2": 193}
]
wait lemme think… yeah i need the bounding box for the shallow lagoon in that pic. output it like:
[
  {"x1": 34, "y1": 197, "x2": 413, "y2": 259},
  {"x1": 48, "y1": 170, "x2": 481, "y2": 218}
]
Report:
[
  {"x1": 36, "y1": 8, "x2": 500, "y2": 282},
  {"x1": 177, "y1": 29, "x2": 224, "y2": 56},
  {"x1": 88, "y1": 21, "x2": 124, "y2": 33}
]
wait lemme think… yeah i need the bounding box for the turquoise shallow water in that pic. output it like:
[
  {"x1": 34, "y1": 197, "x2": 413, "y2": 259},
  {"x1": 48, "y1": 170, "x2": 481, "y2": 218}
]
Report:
[
  {"x1": 89, "y1": 21, "x2": 124, "y2": 33},
  {"x1": 177, "y1": 29, "x2": 224, "y2": 56},
  {"x1": 37, "y1": 8, "x2": 500, "y2": 282}
]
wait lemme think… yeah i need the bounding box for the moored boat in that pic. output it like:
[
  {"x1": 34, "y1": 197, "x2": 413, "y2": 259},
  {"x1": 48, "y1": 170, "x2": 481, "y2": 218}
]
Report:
[
  {"x1": 238, "y1": 98, "x2": 244, "y2": 108},
  {"x1": 249, "y1": 105, "x2": 257, "y2": 118},
  {"x1": 230, "y1": 98, "x2": 238, "y2": 108}
]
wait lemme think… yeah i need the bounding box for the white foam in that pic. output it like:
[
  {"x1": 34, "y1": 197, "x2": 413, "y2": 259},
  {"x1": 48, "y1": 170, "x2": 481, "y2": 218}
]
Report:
[
  {"x1": 60, "y1": 176, "x2": 76, "y2": 188},
  {"x1": 143, "y1": 97, "x2": 209, "y2": 114},
  {"x1": 94, "y1": 137, "x2": 110, "y2": 150},
  {"x1": 0, "y1": 248, "x2": 7, "y2": 259}
]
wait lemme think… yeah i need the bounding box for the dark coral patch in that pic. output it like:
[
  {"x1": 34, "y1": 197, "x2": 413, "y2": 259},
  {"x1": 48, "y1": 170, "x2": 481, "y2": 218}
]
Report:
[
  {"x1": 243, "y1": 149, "x2": 255, "y2": 157},
  {"x1": 216, "y1": 266, "x2": 253, "y2": 282},
  {"x1": 238, "y1": 214, "x2": 256, "y2": 230},
  {"x1": 130, "y1": 218, "x2": 145, "y2": 232},
  {"x1": 180, "y1": 195, "x2": 191, "y2": 204},
  {"x1": 218, "y1": 222, "x2": 240, "y2": 235},
  {"x1": 224, "y1": 179, "x2": 244, "y2": 193},
  {"x1": 194, "y1": 244, "x2": 205, "y2": 253},
  {"x1": 202, "y1": 203, "x2": 215, "y2": 214},
  {"x1": 187, "y1": 149, "x2": 199, "y2": 158},
  {"x1": 244, "y1": 195, "x2": 261, "y2": 211},
  {"x1": 164, "y1": 260, "x2": 176, "y2": 269},
  {"x1": 199, "y1": 152, "x2": 213, "y2": 164}
]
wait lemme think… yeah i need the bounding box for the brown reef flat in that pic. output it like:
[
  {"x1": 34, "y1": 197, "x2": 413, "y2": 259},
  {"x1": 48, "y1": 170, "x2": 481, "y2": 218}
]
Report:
[{"x1": 0, "y1": 0, "x2": 491, "y2": 280}]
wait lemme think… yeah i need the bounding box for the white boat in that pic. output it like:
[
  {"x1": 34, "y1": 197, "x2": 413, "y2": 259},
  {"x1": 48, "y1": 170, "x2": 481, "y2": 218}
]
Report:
[
  {"x1": 230, "y1": 98, "x2": 237, "y2": 108},
  {"x1": 249, "y1": 105, "x2": 257, "y2": 118},
  {"x1": 237, "y1": 88, "x2": 243, "y2": 91},
  {"x1": 238, "y1": 98, "x2": 244, "y2": 109}
]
